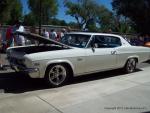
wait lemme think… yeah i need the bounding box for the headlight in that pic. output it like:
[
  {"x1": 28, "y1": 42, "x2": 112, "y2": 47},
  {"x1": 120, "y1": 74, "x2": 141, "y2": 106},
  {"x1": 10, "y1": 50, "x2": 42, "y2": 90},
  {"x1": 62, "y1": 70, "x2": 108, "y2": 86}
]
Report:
[{"x1": 24, "y1": 58, "x2": 33, "y2": 67}]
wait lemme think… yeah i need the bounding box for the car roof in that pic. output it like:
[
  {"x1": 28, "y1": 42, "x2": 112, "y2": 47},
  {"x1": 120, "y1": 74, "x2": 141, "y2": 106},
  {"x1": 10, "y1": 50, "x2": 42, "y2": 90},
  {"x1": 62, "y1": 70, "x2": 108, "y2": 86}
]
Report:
[
  {"x1": 67, "y1": 32, "x2": 122, "y2": 37},
  {"x1": 67, "y1": 32, "x2": 131, "y2": 46}
]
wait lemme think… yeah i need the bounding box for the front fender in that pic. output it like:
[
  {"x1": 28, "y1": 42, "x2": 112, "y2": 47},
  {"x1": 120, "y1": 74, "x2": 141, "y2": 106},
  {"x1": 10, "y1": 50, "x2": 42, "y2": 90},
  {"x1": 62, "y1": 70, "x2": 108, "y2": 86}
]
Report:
[{"x1": 45, "y1": 59, "x2": 75, "y2": 74}]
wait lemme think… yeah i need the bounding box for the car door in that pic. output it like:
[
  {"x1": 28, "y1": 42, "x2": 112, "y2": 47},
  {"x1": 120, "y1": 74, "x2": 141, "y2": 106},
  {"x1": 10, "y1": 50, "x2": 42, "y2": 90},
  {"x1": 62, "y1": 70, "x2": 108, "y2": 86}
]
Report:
[{"x1": 85, "y1": 35, "x2": 121, "y2": 73}]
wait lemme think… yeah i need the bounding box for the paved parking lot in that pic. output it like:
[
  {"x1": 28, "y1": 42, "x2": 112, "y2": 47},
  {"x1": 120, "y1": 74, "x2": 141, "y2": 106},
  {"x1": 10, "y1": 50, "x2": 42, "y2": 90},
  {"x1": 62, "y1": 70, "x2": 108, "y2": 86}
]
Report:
[{"x1": 0, "y1": 54, "x2": 150, "y2": 113}]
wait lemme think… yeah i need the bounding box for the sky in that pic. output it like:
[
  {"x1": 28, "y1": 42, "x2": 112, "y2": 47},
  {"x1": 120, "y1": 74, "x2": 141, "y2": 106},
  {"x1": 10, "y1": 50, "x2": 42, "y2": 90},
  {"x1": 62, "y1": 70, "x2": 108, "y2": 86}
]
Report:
[{"x1": 21, "y1": 0, "x2": 112, "y2": 23}]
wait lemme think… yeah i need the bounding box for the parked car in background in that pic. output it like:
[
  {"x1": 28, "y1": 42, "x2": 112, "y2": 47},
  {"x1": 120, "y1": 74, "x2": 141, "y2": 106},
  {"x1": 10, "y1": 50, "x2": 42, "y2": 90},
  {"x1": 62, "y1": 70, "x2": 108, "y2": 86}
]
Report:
[{"x1": 6, "y1": 32, "x2": 150, "y2": 87}]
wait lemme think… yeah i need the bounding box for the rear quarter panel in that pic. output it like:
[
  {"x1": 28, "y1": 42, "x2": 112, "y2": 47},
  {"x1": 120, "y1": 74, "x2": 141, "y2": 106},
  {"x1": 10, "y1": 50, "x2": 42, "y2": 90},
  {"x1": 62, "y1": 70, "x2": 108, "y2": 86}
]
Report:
[{"x1": 116, "y1": 46, "x2": 150, "y2": 68}]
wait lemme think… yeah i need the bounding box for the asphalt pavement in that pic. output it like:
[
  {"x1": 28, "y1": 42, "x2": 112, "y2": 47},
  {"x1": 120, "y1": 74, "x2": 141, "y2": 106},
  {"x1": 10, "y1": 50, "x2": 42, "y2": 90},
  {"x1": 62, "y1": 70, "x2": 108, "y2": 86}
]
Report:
[{"x1": 0, "y1": 53, "x2": 150, "y2": 113}]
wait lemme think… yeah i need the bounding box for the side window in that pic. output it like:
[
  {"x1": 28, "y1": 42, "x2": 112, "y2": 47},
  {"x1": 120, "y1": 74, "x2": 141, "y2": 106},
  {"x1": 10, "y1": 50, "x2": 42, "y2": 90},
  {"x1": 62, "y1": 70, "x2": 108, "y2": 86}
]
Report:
[
  {"x1": 94, "y1": 35, "x2": 107, "y2": 48},
  {"x1": 105, "y1": 36, "x2": 121, "y2": 47},
  {"x1": 89, "y1": 35, "x2": 121, "y2": 48}
]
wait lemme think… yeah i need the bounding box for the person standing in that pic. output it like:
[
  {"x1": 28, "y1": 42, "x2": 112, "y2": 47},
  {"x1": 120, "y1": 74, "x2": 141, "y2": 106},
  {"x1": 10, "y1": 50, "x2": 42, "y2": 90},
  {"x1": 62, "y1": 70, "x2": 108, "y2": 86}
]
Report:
[
  {"x1": 57, "y1": 28, "x2": 66, "y2": 41},
  {"x1": 15, "y1": 20, "x2": 25, "y2": 46},
  {"x1": 5, "y1": 25, "x2": 14, "y2": 47},
  {"x1": 50, "y1": 29, "x2": 57, "y2": 40},
  {"x1": 0, "y1": 23, "x2": 5, "y2": 51},
  {"x1": 55, "y1": 29, "x2": 65, "y2": 42},
  {"x1": 61, "y1": 28, "x2": 66, "y2": 37},
  {"x1": 42, "y1": 29, "x2": 49, "y2": 39},
  {"x1": 0, "y1": 23, "x2": 2, "y2": 49},
  {"x1": 0, "y1": 23, "x2": 4, "y2": 70}
]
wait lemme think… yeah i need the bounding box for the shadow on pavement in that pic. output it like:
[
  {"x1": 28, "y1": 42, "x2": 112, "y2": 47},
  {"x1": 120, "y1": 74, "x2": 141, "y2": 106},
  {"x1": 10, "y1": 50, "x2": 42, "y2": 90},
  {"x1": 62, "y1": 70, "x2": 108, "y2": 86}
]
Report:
[
  {"x1": 70, "y1": 68, "x2": 142, "y2": 85},
  {"x1": 0, "y1": 72, "x2": 48, "y2": 93},
  {"x1": 0, "y1": 68, "x2": 142, "y2": 94}
]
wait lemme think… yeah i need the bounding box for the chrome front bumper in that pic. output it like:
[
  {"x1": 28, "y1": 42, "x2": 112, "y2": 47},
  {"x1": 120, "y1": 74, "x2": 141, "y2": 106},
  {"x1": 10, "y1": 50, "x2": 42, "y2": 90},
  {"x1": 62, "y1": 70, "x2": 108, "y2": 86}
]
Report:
[
  {"x1": 23, "y1": 68, "x2": 39, "y2": 73},
  {"x1": 1, "y1": 64, "x2": 38, "y2": 73},
  {"x1": 10, "y1": 63, "x2": 32, "y2": 71},
  {"x1": 10, "y1": 63, "x2": 40, "y2": 78}
]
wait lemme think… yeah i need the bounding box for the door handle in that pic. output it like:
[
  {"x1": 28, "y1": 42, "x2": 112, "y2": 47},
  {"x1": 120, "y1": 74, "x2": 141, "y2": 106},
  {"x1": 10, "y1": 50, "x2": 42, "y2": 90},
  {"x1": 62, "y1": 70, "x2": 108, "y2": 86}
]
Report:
[{"x1": 111, "y1": 51, "x2": 117, "y2": 55}]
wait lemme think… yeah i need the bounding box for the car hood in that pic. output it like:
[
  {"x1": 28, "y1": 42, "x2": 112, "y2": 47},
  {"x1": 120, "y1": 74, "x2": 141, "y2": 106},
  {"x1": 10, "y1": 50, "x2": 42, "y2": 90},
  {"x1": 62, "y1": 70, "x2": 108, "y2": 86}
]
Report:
[{"x1": 15, "y1": 31, "x2": 71, "y2": 48}]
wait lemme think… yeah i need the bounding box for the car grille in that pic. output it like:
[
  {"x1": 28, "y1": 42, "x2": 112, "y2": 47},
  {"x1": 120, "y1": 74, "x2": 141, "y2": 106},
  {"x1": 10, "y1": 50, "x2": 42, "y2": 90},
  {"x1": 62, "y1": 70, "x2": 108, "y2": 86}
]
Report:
[{"x1": 8, "y1": 57, "x2": 26, "y2": 68}]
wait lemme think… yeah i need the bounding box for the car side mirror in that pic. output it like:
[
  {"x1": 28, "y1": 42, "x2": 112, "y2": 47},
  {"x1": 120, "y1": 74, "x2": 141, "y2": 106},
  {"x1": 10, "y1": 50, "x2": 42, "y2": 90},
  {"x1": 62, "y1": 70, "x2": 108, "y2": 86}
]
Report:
[
  {"x1": 90, "y1": 42, "x2": 95, "y2": 52},
  {"x1": 91, "y1": 42, "x2": 95, "y2": 48}
]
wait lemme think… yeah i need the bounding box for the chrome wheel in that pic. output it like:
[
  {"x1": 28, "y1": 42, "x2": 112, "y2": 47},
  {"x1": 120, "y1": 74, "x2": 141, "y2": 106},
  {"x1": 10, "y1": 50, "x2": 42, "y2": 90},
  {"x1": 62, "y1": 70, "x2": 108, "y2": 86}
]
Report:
[
  {"x1": 46, "y1": 64, "x2": 68, "y2": 87},
  {"x1": 125, "y1": 58, "x2": 136, "y2": 73}
]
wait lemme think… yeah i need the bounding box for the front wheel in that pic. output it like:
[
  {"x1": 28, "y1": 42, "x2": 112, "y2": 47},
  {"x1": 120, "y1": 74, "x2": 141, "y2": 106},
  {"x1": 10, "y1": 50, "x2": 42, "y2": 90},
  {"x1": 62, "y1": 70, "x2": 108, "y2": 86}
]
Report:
[
  {"x1": 124, "y1": 58, "x2": 137, "y2": 73},
  {"x1": 45, "y1": 64, "x2": 69, "y2": 87}
]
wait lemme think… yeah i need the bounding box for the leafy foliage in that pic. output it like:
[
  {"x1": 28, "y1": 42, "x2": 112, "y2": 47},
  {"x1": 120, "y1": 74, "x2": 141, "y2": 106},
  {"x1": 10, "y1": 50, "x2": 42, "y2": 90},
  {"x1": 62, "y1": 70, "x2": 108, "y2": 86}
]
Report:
[
  {"x1": 65, "y1": 0, "x2": 101, "y2": 30},
  {"x1": 24, "y1": 12, "x2": 37, "y2": 26},
  {"x1": 49, "y1": 18, "x2": 68, "y2": 26},
  {"x1": 97, "y1": 6, "x2": 113, "y2": 32},
  {"x1": 112, "y1": 15, "x2": 136, "y2": 33},
  {"x1": 28, "y1": 0, "x2": 58, "y2": 25},
  {"x1": 112, "y1": 0, "x2": 150, "y2": 33},
  {"x1": 0, "y1": 0, "x2": 22, "y2": 24}
]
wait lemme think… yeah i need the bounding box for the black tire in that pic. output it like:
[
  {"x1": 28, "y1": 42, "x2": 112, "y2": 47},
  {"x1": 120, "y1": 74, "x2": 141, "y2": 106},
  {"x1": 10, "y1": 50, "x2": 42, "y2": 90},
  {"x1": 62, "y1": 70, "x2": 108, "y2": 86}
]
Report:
[
  {"x1": 45, "y1": 64, "x2": 69, "y2": 87},
  {"x1": 124, "y1": 58, "x2": 137, "y2": 73}
]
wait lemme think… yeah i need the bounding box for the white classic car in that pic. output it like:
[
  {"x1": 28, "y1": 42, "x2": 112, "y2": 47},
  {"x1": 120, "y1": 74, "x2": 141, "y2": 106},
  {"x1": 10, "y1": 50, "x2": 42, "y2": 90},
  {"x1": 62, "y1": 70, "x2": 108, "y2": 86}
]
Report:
[{"x1": 6, "y1": 32, "x2": 150, "y2": 87}]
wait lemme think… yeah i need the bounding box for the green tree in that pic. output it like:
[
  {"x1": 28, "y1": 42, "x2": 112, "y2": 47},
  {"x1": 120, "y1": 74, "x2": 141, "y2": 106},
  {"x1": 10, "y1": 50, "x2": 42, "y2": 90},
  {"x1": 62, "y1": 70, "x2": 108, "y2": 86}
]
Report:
[
  {"x1": 86, "y1": 18, "x2": 97, "y2": 32},
  {"x1": 49, "y1": 18, "x2": 67, "y2": 26},
  {"x1": 111, "y1": 15, "x2": 135, "y2": 33},
  {"x1": 0, "y1": 0, "x2": 7, "y2": 13},
  {"x1": 9, "y1": 0, "x2": 23, "y2": 24},
  {"x1": 112, "y1": 0, "x2": 150, "y2": 33},
  {"x1": 65, "y1": 0, "x2": 100, "y2": 30},
  {"x1": 24, "y1": 12, "x2": 37, "y2": 26},
  {"x1": 28, "y1": 0, "x2": 58, "y2": 25},
  {"x1": 0, "y1": 0, "x2": 9, "y2": 23},
  {"x1": 0, "y1": 0, "x2": 22, "y2": 24},
  {"x1": 96, "y1": 6, "x2": 113, "y2": 32},
  {"x1": 68, "y1": 22, "x2": 78, "y2": 29}
]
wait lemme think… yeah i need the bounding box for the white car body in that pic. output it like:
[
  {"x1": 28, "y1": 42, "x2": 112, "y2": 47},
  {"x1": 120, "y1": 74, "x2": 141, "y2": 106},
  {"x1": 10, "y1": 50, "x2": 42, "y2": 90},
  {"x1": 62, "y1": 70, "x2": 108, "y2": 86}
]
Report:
[{"x1": 6, "y1": 32, "x2": 150, "y2": 86}]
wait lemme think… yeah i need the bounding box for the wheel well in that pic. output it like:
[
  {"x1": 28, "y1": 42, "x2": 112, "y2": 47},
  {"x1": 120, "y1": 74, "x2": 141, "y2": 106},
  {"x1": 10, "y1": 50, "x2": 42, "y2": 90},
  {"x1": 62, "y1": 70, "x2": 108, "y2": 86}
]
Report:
[
  {"x1": 124, "y1": 57, "x2": 138, "y2": 67},
  {"x1": 126, "y1": 57, "x2": 138, "y2": 64},
  {"x1": 134, "y1": 58, "x2": 138, "y2": 63},
  {"x1": 129, "y1": 57, "x2": 138, "y2": 63},
  {"x1": 45, "y1": 63, "x2": 74, "y2": 78}
]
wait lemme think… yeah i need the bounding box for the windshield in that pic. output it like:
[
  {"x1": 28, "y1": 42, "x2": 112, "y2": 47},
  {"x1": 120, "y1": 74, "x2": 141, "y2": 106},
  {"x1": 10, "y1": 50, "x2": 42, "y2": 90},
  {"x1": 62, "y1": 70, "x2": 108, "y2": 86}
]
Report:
[{"x1": 61, "y1": 34, "x2": 91, "y2": 48}]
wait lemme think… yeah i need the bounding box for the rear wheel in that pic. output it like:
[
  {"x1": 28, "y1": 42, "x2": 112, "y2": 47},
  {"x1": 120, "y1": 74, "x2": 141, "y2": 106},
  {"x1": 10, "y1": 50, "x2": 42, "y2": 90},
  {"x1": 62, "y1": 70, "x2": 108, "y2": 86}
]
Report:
[
  {"x1": 45, "y1": 64, "x2": 69, "y2": 87},
  {"x1": 124, "y1": 58, "x2": 137, "y2": 73}
]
